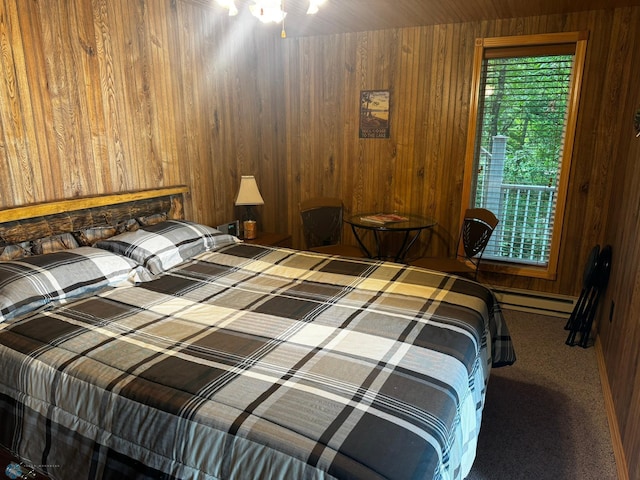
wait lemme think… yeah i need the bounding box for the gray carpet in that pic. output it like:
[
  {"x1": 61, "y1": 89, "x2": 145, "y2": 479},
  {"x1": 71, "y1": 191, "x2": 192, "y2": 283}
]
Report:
[{"x1": 467, "y1": 309, "x2": 618, "y2": 480}]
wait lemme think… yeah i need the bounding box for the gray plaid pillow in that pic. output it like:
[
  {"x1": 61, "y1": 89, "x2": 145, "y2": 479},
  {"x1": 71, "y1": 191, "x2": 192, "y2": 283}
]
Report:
[
  {"x1": 0, "y1": 247, "x2": 144, "y2": 322},
  {"x1": 95, "y1": 220, "x2": 239, "y2": 275}
]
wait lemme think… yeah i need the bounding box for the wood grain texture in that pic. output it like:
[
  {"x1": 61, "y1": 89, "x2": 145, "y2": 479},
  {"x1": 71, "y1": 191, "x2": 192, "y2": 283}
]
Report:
[
  {"x1": 596, "y1": 338, "x2": 630, "y2": 480},
  {"x1": 279, "y1": 13, "x2": 640, "y2": 477},
  {"x1": 0, "y1": 188, "x2": 187, "y2": 258},
  {"x1": 0, "y1": 186, "x2": 188, "y2": 223},
  {"x1": 0, "y1": 0, "x2": 285, "y2": 231},
  {"x1": 281, "y1": 10, "x2": 636, "y2": 296},
  {"x1": 0, "y1": 2, "x2": 638, "y2": 477},
  {"x1": 184, "y1": 0, "x2": 640, "y2": 37},
  {"x1": 595, "y1": 9, "x2": 640, "y2": 478}
]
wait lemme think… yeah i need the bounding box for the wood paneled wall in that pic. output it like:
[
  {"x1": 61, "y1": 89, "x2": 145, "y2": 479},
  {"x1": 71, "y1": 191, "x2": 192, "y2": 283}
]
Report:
[
  {"x1": 282, "y1": 11, "x2": 640, "y2": 477},
  {"x1": 0, "y1": 0, "x2": 633, "y2": 297},
  {"x1": 1, "y1": 0, "x2": 639, "y2": 477},
  {"x1": 597, "y1": 8, "x2": 640, "y2": 478},
  {"x1": 602, "y1": 115, "x2": 640, "y2": 480},
  {"x1": 0, "y1": 0, "x2": 286, "y2": 231},
  {"x1": 282, "y1": 10, "x2": 637, "y2": 298}
]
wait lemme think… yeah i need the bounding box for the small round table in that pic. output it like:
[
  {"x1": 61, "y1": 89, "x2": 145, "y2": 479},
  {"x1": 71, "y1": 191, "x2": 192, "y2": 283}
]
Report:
[{"x1": 345, "y1": 213, "x2": 437, "y2": 263}]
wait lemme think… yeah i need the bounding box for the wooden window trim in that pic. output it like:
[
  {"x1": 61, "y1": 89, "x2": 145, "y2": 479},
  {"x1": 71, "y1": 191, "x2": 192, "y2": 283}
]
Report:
[{"x1": 460, "y1": 32, "x2": 588, "y2": 280}]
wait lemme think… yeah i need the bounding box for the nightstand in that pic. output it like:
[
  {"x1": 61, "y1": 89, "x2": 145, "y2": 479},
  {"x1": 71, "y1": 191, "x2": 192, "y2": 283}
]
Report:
[{"x1": 244, "y1": 232, "x2": 292, "y2": 248}]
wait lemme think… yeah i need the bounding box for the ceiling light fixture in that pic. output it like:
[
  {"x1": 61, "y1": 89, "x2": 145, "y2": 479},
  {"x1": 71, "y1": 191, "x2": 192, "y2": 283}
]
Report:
[
  {"x1": 249, "y1": 0, "x2": 287, "y2": 24},
  {"x1": 215, "y1": 0, "x2": 239, "y2": 16},
  {"x1": 306, "y1": 0, "x2": 326, "y2": 15},
  {"x1": 216, "y1": 0, "x2": 326, "y2": 38}
]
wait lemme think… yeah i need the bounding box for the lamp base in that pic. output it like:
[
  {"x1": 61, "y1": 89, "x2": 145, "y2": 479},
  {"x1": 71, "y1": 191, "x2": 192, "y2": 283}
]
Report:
[{"x1": 243, "y1": 220, "x2": 257, "y2": 239}]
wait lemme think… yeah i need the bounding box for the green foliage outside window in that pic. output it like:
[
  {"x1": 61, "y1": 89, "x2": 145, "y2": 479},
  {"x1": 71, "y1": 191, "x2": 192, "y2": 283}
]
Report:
[
  {"x1": 474, "y1": 54, "x2": 573, "y2": 265},
  {"x1": 481, "y1": 55, "x2": 572, "y2": 186}
]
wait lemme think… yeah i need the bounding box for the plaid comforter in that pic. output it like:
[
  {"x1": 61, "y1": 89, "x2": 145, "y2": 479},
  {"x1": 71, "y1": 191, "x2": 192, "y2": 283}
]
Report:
[{"x1": 0, "y1": 243, "x2": 515, "y2": 480}]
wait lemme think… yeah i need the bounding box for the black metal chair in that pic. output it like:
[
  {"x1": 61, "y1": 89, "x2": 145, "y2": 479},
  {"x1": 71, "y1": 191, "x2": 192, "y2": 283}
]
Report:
[
  {"x1": 409, "y1": 208, "x2": 499, "y2": 279},
  {"x1": 566, "y1": 245, "x2": 612, "y2": 348},
  {"x1": 564, "y1": 245, "x2": 600, "y2": 332},
  {"x1": 299, "y1": 197, "x2": 366, "y2": 258}
]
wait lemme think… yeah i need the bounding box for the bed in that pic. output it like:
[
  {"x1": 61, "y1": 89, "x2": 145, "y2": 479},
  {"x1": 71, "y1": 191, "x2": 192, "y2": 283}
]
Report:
[{"x1": 0, "y1": 187, "x2": 515, "y2": 480}]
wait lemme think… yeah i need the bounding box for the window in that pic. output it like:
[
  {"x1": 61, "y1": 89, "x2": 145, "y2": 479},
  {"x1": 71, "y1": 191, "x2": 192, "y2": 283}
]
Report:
[{"x1": 462, "y1": 33, "x2": 588, "y2": 279}]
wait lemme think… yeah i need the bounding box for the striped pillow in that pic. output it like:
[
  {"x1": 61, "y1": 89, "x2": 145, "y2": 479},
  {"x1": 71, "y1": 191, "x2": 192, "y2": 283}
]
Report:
[
  {"x1": 95, "y1": 220, "x2": 239, "y2": 275},
  {"x1": 0, "y1": 247, "x2": 145, "y2": 323}
]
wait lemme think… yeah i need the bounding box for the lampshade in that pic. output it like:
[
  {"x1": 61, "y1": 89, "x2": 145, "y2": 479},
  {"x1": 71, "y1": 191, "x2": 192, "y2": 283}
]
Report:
[{"x1": 235, "y1": 175, "x2": 265, "y2": 206}]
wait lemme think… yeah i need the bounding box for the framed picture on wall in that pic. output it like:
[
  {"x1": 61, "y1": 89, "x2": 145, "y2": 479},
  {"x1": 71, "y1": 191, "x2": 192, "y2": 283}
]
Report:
[{"x1": 359, "y1": 90, "x2": 390, "y2": 138}]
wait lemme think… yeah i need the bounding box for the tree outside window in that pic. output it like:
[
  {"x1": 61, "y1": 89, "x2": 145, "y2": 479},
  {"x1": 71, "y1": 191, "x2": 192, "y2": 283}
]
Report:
[{"x1": 462, "y1": 33, "x2": 588, "y2": 279}]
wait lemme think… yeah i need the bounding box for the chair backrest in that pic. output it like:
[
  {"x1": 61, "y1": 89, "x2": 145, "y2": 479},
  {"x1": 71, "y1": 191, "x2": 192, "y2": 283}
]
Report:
[
  {"x1": 581, "y1": 244, "x2": 601, "y2": 289},
  {"x1": 459, "y1": 208, "x2": 499, "y2": 261},
  {"x1": 299, "y1": 197, "x2": 345, "y2": 248},
  {"x1": 594, "y1": 245, "x2": 612, "y2": 290}
]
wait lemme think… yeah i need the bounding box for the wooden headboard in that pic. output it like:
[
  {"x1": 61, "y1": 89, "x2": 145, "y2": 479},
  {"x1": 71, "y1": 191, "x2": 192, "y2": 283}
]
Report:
[{"x1": 0, "y1": 186, "x2": 189, "y2": 257}]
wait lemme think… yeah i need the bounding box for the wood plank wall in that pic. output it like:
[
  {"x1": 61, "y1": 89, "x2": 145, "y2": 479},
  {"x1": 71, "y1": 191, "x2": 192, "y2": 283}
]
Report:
[
  {"x1": 0, "y1": 0, "x2": 639, "y2": 477},
  {"x1": 597, "y1": 8, "x2": 640, "y2": 478},
  {"x1": 282, "y1": 10, "x2": 640, "y2": 478},
  {"x1": 0, "y1": 0, "x2": 632, "y2": 297},
  {"x1": 0, "y1": 0, "x2": 285, "y2": 231},
  {"x1": 282, "y1": 10, "x2": 637, "y2": 297}
]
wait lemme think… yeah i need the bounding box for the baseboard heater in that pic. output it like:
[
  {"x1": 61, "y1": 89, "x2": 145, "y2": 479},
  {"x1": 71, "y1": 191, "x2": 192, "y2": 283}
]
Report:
[{"x1": 489, "y1": 286, "x2": 576, "y2": 318}]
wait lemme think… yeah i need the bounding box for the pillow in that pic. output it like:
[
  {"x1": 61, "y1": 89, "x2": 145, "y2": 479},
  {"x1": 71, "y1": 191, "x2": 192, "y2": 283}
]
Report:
[
  {"x1": 0, "y1": 242, "x2": 31, "y2": 261},
  {"x1": 0, "y1": 247, "x2": 146, "y2": 323},
  {"x1": 74, "y1": 219, "x2": 140, "y2": 246},
  {"x1": 32, "y1": 232, "x2": 80, "y2": 255},
  {"x1": 74, "y1": 225, "x2": 119, "y2": 246},
  {"x1": 137, "y1": 213, "x2": 167, "y2": 226},
  {"x1": 94, "y1": 220, "x2": 239, "y2": 275}
]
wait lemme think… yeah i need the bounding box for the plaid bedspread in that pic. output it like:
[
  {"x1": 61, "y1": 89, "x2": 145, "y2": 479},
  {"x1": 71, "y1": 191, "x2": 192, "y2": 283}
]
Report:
[{"x1": 0, "y1": 243, "x2": 515, "y2": 480}]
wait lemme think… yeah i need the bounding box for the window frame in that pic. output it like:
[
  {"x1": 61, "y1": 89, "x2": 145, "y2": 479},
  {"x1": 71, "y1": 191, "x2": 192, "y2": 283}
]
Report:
[{"x1": 461, "y1": 32, "x2": 588, "y2": 280}]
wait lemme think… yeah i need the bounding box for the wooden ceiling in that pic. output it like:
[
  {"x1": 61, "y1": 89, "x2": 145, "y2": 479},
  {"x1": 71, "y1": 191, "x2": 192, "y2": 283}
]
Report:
[{"x1": 187, "y1": 0, "x2": 640, "y2": 37}]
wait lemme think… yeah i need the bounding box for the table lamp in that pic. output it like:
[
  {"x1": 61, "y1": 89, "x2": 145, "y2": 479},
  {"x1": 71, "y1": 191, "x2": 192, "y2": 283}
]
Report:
[{"x1": 235, "y1": 175, "x2": 264, "y2": 239}]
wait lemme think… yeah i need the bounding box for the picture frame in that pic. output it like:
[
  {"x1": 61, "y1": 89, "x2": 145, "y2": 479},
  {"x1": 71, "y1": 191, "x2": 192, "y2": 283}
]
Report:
[{"x1": 359, "y1": 90, "x2": 390, "y2": 138}]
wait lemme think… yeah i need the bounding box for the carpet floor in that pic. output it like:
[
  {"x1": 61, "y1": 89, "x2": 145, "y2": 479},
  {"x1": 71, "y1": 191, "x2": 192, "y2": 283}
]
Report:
[{"x1": 467, "y1": 309, "x2": 618, "y2": 480}]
